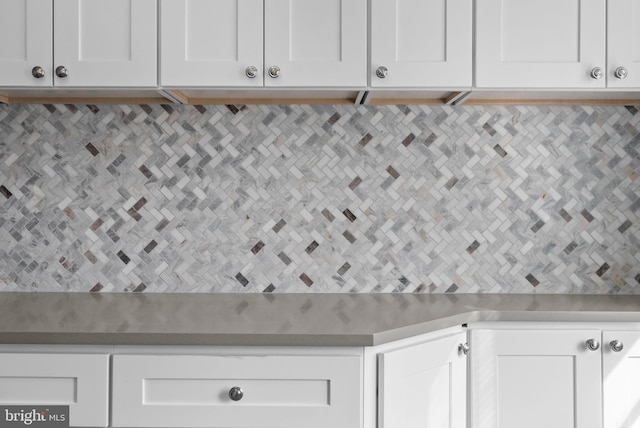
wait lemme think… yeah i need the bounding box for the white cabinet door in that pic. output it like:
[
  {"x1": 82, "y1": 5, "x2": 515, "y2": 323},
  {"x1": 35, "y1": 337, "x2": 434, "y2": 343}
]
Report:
[
  {"x1": 53, "y1": 0, "x2": 157, "y2": 87},
  {"x1": 0, "y1": 353, "x2": 109, "y2": 427},
  {"x1": 476, "y1": 0, "x2": 606, "y2": 88},
  {"x1": 470, "y1": 329, "x2": 602, "y2": 428},
  {"x1": 264, "y1": 0, "x2": 366, "y2": 87},
  {"x1": 603, "y1": 331, "x2": 640, "y2": 428},
  {"x1": 371, "y1": 0, "x2": 471, "y2": 88},
  {"x1": 160, "y1": 0, "x2": 263, "y2": 87},
  {"x1": 112, "y1": 354, "x2": 362, "y2": 428},
  {"x1": 378, "y1": 332, "x2": 467, "y2": 428},
  {"x1": 608, "y1": 0, "x2": 640, "y2": 88},
  {"x1": 0, "y1": 0, "x2": 52, "y2": 87}
]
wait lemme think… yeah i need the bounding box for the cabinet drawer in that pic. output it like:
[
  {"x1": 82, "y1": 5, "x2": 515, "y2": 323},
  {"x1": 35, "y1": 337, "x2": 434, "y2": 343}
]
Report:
[
  {"x1": 112, "y1": 354, "x2": 362, "y2": 428},
  {"x1": 0, "y1": 353, "x2": 109, "y2": 427}
]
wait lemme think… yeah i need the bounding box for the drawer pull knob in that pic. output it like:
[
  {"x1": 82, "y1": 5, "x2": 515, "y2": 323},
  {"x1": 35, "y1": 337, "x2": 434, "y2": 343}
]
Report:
[
  {"x1": 32, "y1": 66, "x2": 45, "y2": 78},
  {"x1": 610, "y1": 340, "x2": 624, "y2": 352},
  {"x1": 615, "y1": 66, "x2": 629, "y2": 79},
  {"x1": 586, "y1": 338, "x2": 600, "y2": 351},
  {"x1": 229, "y1": 386, "x2": 244, "y2": 401}
]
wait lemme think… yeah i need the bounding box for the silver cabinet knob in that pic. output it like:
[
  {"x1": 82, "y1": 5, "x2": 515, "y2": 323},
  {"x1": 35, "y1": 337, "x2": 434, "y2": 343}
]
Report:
[
  {"x1": 458, "y1": 343, "x2": 470, "y2": 355},
  {"x1": 228, "y1": 386, "x2": 243, "y2": 401},
  {"x1": 610, "y1": 340, "x2": 624, "y2": 352},
  {"x1": 590, "y1": 67, "x2": 603, "y2": 80},
  {"x1": 245, "y1": 66, "x2": 258, "y2": 79},
  {"x1": 376, "y1": 66, "x2": 388, "y2": 79},
  {"x1": 55, "y1": 66, "x2": 68, "y2": 78},
  {"x1": 586, "y1": 338, "x2": 600, "y2": 351},
  {"x1": 268, "y1": 66, "x2": 280, "y2": 78},
  {"x1": 31, "y1": 66, "x2": 45, "y2": 79},
  {"x1": 615, "y1": 66, "x2": 628, "y2": 79}
]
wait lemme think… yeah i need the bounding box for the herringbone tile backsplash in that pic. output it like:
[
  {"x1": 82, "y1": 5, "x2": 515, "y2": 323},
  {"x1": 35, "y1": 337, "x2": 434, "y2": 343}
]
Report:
[{"x1": 0, "y1": 103, "x2": 639, "y2": 293}]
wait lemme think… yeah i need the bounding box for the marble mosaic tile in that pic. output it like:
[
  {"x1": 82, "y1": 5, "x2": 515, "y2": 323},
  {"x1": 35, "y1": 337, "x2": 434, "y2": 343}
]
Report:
[{"x1": 0, "y1": 103, "x2": 639, "y2": 293}]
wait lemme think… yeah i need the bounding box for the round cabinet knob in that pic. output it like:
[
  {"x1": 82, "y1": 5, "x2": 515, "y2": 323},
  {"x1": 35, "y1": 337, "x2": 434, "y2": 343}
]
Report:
[
  {"x1": 610, "y1": 340, "x2": 624, "y2": 352},
  {"x1": 268, "y1": 66, "x2": 280, "y2": 78},
  {"x1": 458, "y1": 343, "x2": 470, "y2": 355},
  {"x1": 228, "y1": 386, "x2": 244, "y2": 401},
  {"x1": 31, "y1": 66, "x2": 45, "y2": 79},
  {"x1": 586, "y1": 338, "x2": 600, "y2": 351},
  {"x1": 615, "y1": 66, "x2": 629, "y2": 79},
  {"x1": 376, "y1": 66, "x2": 388, "y2": 79},
  {"x1": 245, "y1": 66, "x2": 258, "y2": 79},
  {"x1": 55, "y1": 66, "x2": 68, "y2": 78},
  {"x1": 590, "y1": 67, "x2": 603, "y2": 80}
]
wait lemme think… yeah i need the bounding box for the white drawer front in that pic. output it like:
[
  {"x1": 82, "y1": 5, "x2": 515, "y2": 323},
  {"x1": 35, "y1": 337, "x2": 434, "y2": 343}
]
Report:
[
  {"x1": 0, "y1": 353, "x2": 109, "y2": 427},
  {"x1": 112, "y1": 354, "x2": 362, "y2": 428}
]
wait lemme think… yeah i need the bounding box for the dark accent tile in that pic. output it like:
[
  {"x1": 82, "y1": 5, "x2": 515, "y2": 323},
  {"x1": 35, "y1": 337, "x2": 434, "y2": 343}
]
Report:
[
  {"x1": 235, "y1": 272, "x2": 249, "y2": 287},
  {"x1": 144, "y1": 240, "x2": 157, "y2": 254},
  {"x1": 263, "y1": 284, "x2": 276, "y2": 293},
  {"x1": 526, "y1": 273, "x2": 540, "y2": 287},
  {"x1": 63, "y1": 207, "x2": 75, "y2": 220},
  {"x1": 626, "y1": 106, "x2": 639, "y2": 115},
  {"x1": 359, "y1": 133, "x2": 373, "y2": 147},
  {"x1": 466, "y1": 240, "x2": 480, "y2": 254},
  {"x1": 531, "y1": 219, "x2": 546, "y2": 233},
  {"x1": 560, "y1": 209, "x2": 573, "y2": 222},
  {"x1": 327, "y1": 112, "x2": 340, "y2": 125},
  {"x1": 401, "y1": 133, "x2": 415, "y2": 147},
  {"x1": 305, "y1": 241, "x2": 319, "y2": 254},
  {"x1": 387, "y1": 165, "x2": 400, "y2": 179},
  {"x1": 272, "y1": 219, "x2": 286, "y2": 233},
  {"x1": 278, "y1": 252, "x2": 292, "y2": 265},
  {"x1": 65, "y1": 104, "x2": 78, "y2": 113},
  {"x1": 123, "y1": 111, "x2": 137, "y2": 125},
  {"x1": 564, "y1": 241, "x2": 578, "y2": 255},
  {"x1": 251, "y1": 240, "x2": 265, "y2": 254},
  {"x1": 194, "y1": 105, "x2": 207, "y2": 114},
  {"x1": 86, "y1": 105, "x2": 100, "y2": 114},
  {"x1": 618, "y1": 219, "x2": 632, "y2": 233},
  {"x1": 635, "y1": 273, "x2": 640, "y2": 284},
  {"x1": 348, "y1": 176, "x2": 362, "y2": 190},
  {"x1": 127, "y1": 208, "x2": 141, "y2": 221},
  {"x1": 596, "y1": 263, "x2": 610, "y2": 277},
  {"x1": 494, "y1": 144, "x2": 508, "y2": 157},
  {"x1": 44, "y1": 104, "x2": 56, "y2": 113},
  {"x1": 90, "y1": 218, "x2": 104, "y2": 231},
  {"x1": 139, "y1": 164, "x2": 153, "y2": 179},
  {"x1": 414, "y1": 283, "x2": 426, "y2": 293},
  {"x1": 155, "y1": 218, "x2": 169, "y2": 232},
  {"x1": 133, "y1": 283, "x2": 147, "y2": 292},
  {"x1": 423, "y1": 133, "x2": 437, "y2": 147},
  {"x1": 117, "y1": 250, "x2": 130, "y2": 264},
  {"x1": 581, "y1": 209, "x2": 594, "y2": 222},
  {"x1": 445, "y1": 177, "x2": 459, "y2": 190},
  {"x1": 483, "y1": 122, "x2": 497, "y2": 136},
  {"x1": 343, "y1": 209, "x2": 356, "y2": 222},
  {"x1": 140, "y1": 104, "x2": 153, "y2": 114},
  {"x1": 299, "y1": 273, "x2": 313, "y2": 287},
  {"x1": 445, "y1": 283, "x2": 458, "y2": 293},
  {"x1": 262, "y1": 112, "x2": 276, "y2": 125},
  {"x1": 106, "y1": 228, "x2": 119, "y2": 242},
  {"x1": 161, "y1": 104, "x2": 174, "y2": 114},
  {"x1": 133, "y1": 197, "x2": 147, "y2": 211},
  {"x1": 337, "y1": 262, "x2": 351, "y2": 276},
  {"x1": 84, "y1": 250, "x2": 97, "y2": 264},
  {"x1": 226, "y1": 105, "x2": 240, "y2": 114},
  {"x1": 321, "y1": 209, "x2": 335, "y2": 222},
  {"x1": 343, "y1": 230, "x2": 356, "y2": 243},
  {"x1": 85, "y1": 143, "x2": 100, "y2": 157},
  {"x1": 176, "y1": 154, "x2": 190, "y2": 167},
  {"x1": 0, "y1": 185, "x2": 12, "y2": 199},
  {"x1": 90, "y1": 283, "x2": 103, "y2": 292}
]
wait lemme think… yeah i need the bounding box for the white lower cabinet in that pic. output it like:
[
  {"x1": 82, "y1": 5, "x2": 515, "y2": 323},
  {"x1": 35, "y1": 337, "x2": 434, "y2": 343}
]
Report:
[
  {"x1": 111, "y1": 352, "x2": 362, "y2": 428},
  {"x1": 0, "y1": 353, "x2": 110, "y2": 427},
  {"x1": 603, "y1": 331, "x2": 640, "y2": 428}
]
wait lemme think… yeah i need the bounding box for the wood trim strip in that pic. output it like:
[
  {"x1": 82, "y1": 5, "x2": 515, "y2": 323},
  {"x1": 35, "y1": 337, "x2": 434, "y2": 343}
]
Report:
[
  {"x1": 0, "y1": 94, "x2": 9, "y2": 104},
  {"x1": 6, "y1": 96, "x2": 169, "y2": 104},
  {"x1": 464, "y1": 98, "x2": 640, "y2": 105},
  {"x1": 183, "y1": 97, "x2": 357, "y2": 105},
  {"x1": 368, "y1": 98, "x2": 446, "y2": 105}
]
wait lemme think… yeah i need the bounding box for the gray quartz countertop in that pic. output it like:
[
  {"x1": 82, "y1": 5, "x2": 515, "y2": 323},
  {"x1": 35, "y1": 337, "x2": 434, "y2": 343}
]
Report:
[{"x1": 2, "y1": 293, "x2": 640, "y2": 346}]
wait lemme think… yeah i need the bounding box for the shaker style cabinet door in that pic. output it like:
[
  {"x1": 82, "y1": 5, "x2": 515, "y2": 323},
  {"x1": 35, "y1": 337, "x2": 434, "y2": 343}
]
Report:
[
  {"x1": 378, "y1": 332, "x2": 467, "y2": 428},
  {"x1": 53, "y1": 0, "x2": 157, "y2": 86},
  {"x1": 371, "y1": 0, "x2": 472, "y2": 88},
  {"x1": 476, "y1": 0, "x2": 606, "y2": 88},
  {"x1": 603, "y1": 331, "x2": 640, "y2": 428},
  {"x1": 264, "y1": 0, "x2": 367, "y2": 87},
  {"x1": 0, "y1": 0, "x2": 52, "y2": 87},
  {"x1": 0, "y1": 353, "x2": 110, "y2": 427},
  {"x1": 608, "y1": 0, "x2": 640, "y2": 88},
  {"x1": 160, "y1": 0, "x2": 263, "y2": 87},
  {"x1": 470, "y1": 329, "x2": 602, "y2": 428}
]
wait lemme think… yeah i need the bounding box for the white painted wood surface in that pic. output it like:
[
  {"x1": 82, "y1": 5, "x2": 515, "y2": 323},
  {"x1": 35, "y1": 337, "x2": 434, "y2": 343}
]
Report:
[
  {"x1": 371, "y1": 0, "x2": 472, "y2": 88},
  {"x1": 378, "y1": 331, "x2": 467, "y2": 428},
  {"x1": 0, "y1": 353, "x2": 109, "y2": 427},
  {"x1": 603, "y1": 331, "x2": 640, "y2": 428}
]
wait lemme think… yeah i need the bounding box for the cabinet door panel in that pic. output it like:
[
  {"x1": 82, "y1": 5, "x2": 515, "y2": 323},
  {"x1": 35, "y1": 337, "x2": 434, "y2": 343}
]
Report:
[
  {"x1": 608, "y1": 0, "x2": 640, "y2": 88},
  {"x1": 0, "y1": 0, "x2": 52, "y2": 86},
  {"x1": 371, "y1": 0, "x2": 472, "y2": 87},
  {"x1": 470, "y1": 329, "x2": 602, "y2": 428},
  {"x1": 379, "y1": 332, "x2": 467, "y2": 428},
  {"x1": 54, "y1": 0, "x2": 157, "y2": 86},
  {"x1": 264, "y1": 0, "x2": 366, "y2": 87},
  {"x1": 161, "y1": 0, "x2": 263, "y2": 87},
  {"x1": 603, "y1": 331, "x2": 640, "y2": 428},
  {"x1": 476, "y1": 0, "x2": 605, "y2": 88}
]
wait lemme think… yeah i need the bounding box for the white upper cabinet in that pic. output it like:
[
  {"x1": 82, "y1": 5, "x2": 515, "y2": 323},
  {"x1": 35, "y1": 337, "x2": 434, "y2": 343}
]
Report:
[
  {"x1": 264, "y1": 0, "x2": 366, "y2": 87},
  {"x1": 371, "y1": 0, "x2": 472, "y2": 88},
  {"x1": 160, "y1": 0, "x2": 263, "y2": 87},
  {"x1": 608, "y1": 0, "x2": 640, "y2": 88},
  {"x1": 476, "y1": 0, "x2": 606, "y2": 88},
  {"x1": 0, "y1": 0, "x2": 156, "y2": 88},
  {"x1": 0, "y1": 0, "x2": 52, "y2": 86}
]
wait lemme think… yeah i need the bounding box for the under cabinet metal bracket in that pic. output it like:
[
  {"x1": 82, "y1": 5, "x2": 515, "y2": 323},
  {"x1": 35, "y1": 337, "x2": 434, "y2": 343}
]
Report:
[
  {"x1": 445, "y1": 91, "x2": 472, "y2": 105},
  {"x1": 356, "y1": 90, "x2": 370, "y2": 105},
  {"x1": 158, "y1": 89, "x2": 188, "y2": 105}
]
